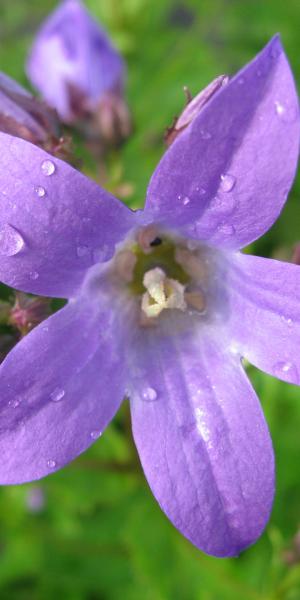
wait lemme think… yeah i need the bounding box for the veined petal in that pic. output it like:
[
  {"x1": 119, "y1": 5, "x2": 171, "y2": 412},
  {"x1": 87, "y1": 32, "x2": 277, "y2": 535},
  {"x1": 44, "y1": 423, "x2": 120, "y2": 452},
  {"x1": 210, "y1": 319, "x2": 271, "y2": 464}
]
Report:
[
  {"x1": 225, "y1": 252, "x2": 300, "y2": 385},
  {"x1": 145, "y1": 36, "x2": 299, "y2": 250},
  {"x1": 0, "y1": 133, "x2": 137, "y2": 298},
  {"x1": 129, "y1": 325, "x2": 274, "y2": 557},
  {"x1": 0, "y1": 284, "x2": 127, "y2": 484}
]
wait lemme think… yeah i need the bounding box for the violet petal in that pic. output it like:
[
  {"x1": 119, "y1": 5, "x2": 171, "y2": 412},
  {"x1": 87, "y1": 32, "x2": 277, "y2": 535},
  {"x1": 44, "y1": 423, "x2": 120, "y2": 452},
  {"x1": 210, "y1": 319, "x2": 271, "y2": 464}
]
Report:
[
  {"x1": 0, "y1": 132, "x2": 137, "y2": 298},
  {"x1": 146, "y1": 36, "x2": 299, "y2": 250},
  {"x1": 129, "y1": 326, "x2": 274, "y2": 557},
  {"x1": 225, "y1": 252, "x2": 300, "y2": 385},
  {"x1": 0, "y1": 287, "x2": 126, "y2": 483}
]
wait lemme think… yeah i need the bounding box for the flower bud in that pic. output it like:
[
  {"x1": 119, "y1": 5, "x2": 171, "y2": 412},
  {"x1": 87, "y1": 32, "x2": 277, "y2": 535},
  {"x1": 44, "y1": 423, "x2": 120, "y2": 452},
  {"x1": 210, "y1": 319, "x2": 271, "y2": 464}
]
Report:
[
  {"x1": 0, "y1": 71, "x2": 59, "y2": 145},
  {"x1": 165, "y1": 75, "x2": 229, "y2": 146},
  {"x1": 27, "y1": 0, "x2": 130, "y2": 145},
  {"x1": 9, "y1": 293, "x2": 51, "y2": 337}
]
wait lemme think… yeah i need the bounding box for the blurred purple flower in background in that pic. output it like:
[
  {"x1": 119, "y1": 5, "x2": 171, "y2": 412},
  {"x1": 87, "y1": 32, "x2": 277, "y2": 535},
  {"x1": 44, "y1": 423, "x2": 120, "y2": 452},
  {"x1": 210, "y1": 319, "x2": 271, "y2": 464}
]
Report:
[
  {"x1": 0, "y1": 36, "x2": 299, "y2": 558},
  {"x1": 0, "y1": 71, "x2": 60, "y2": 148},
  {"x1": 27, "y1": 0, "x2": 131, "y2": 145}
]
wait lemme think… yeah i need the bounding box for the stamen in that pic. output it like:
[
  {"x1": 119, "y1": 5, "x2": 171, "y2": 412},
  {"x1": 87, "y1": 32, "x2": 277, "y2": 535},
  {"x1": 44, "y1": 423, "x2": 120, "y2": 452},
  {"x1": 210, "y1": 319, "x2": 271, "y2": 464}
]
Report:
[
  {"x1": 114, "y1": 249, "x2": 137, "y2": 282},
  {"x1": 141, "y1": 267, "x2": 187, "y2": 318},
  {"x1": 137, "y1": 225, "x2": 160, "y2": 254},
  {"x1": 175, "y1": 247, "x2": 207, "y2": 281},
  {"x1": 184, "y1": 291, "x2": 206, "y2": 312}
]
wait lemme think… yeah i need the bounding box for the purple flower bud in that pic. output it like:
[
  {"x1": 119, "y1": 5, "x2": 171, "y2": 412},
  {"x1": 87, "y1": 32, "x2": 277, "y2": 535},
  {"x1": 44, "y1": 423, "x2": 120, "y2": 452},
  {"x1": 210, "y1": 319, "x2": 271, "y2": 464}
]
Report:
[
  {"x1": 9, "y1": 292, "x2": 51, "y2": 336},
  {"x1": 27, "y1": 0, "x2": 127, "y2": 131},
  {"x1": 0, "y1": 71, "x2": 60, "y2": 147},
  {"x1": 26, "y1": 486, "x2": 46, "y2": 513},
  {"x1": 165, "y1": 75, "x2": 229, "y2": 146}
]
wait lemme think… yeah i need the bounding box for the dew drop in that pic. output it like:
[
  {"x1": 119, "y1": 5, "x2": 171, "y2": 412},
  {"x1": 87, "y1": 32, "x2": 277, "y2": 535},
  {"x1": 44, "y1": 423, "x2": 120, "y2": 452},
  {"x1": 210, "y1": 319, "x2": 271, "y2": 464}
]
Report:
[
  {"x1": 200, "y1": 129, "x2": 212, "y2": 140},
  {"x1": 90, "y1": 430, "x2": 102, "y2": 440},
  {"x1": 93, "y1": 245, "x2": 109, "y2": 262},
  {"x1": 35, "y1": 185, "x2": 46, "y2": 198},
  {"x1": 182, "y1": 196, "x2": 190, "y2": 206},
  {"x1": 41, "y1": 159, "x2": 56, "y2": 176},
  {"x1": 50, "y1": 387, "x2": 65, "y2": 402},
  {"x1": 280, "y1": 315, "x2": 293, "y2": 327},
  {"x1": 9, "y1": 398, "x2": 21, "y2": 408},
  {"x1": 195, "y1": 186, "x2": 206, "y2": 195},
  {"x1": 217, "y1": 223, "x2": 235, "y2": 236},
  {"x1": 273, "y1": 361, "x2": 298, "y2": 384},
  {"x1": 220, "y1": 173, "x2": 236, "y2": 192},
  {"x1": 47, "y1": 459, "x2": 56, "y2": 469},
  {"x1": 275, "y1": 100, "x2": 285, "y2": 116},
  {"x1": 142, "y1": 387, "x2": 158, "y2": 402},
  {"x1": 0, "y1": 224, "x2": 25, "y2": 256},
  {"x1": 29, "y1": 271, "x2": 39, "y2": 280},
  {"x1": 76, "y1": 245, "x2": 89, "y2": 258},
  {"x1": 270, "y1": 44, "x2": 280, "y2": 59}
]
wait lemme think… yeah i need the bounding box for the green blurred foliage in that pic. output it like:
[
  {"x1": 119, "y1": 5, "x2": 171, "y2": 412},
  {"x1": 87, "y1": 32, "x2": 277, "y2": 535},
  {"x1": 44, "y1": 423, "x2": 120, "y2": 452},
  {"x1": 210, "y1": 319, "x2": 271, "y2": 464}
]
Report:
[{"x1": 0, "y1": 0, "x2": 300, "y2": 598}]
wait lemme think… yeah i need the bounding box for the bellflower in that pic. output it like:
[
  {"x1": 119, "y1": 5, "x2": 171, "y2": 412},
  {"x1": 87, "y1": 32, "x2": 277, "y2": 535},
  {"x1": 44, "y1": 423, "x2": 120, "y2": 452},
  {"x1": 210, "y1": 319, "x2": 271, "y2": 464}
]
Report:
[
  {"x1": 0, "y1": 37, "x2": 299, "y2": 558},
  {"x1": 0, "y1": 71, "x2": 60, "y2": 148},
  {"x1": 27, "y1": 0, "x2": 130, "y2": 143}
]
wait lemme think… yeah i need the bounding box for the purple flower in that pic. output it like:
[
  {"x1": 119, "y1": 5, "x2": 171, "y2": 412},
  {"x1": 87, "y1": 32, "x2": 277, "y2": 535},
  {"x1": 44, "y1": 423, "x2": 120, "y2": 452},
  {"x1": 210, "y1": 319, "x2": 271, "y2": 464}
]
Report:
[
  {"x1": 0, "y1": 71, "x2": 59, "y2": 147},
  {"x1": 27, "y1": 0, "x2": 126, "y2": 127},
  {"x1": 0, "y1": 36, "x2": 299, "y2": 558}
]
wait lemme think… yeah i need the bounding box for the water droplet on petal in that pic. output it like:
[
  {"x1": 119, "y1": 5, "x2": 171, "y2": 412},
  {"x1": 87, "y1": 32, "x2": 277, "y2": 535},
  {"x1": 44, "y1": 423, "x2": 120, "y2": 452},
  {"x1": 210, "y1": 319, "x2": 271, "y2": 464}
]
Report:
[
  {"x1": 41, "y1": 159, "x2": 56, "y2": 176},
  {"x1": 275, "y1": 100, "x2": 285, "y2": 116},
  {"x1": 47, "y1": 459, "x2": 56, "y2": 469},
  {"x1": 280, "y1": 315, "x2": 293, "y2": 327},
  {"x1": 142, "y1": 387, "x2": 158, "y2": 402},
  {"x1": 200, "y1": 129, "x2": 211, "y2": 140},
  {"x1": 220, "y1": 174, "x2": 236, "y2": 192},
  {"x1": 237, "y1": 77, "x2": 244, "y2": 85},
  {"x1": 273, "y1": 361, "x2": 298, "y2": 384},
  {"x1": 195, "y1": 186, "x2": 206, "y2": 195},
  {"x1": 50, "y1": 388, "x2": 65, "y2": 402},
  {"x1": 35, "y1": 186, "x2": 46, "y2": 198},
  {"x1": 93, "y1": 245, "x2": 109, "y2": 263},
  {"x1": 217, "y1": 223, "x2": 235, "y2": 236},
  {"x1": 76, "y1": 245, "x2": 89, "y2": 258},
  {"x1": 90, "y1": 430, "x2": 102, "y2": 440},
  {"x1": 182, "y1": 196, "x2": 190, "y2": 206},
  {"x1": 270, "y1": 44, "x2": 280, "y2": 59},
  {"x1": 29, "y1": 271, "x2": 39, "y2": 280},
  {"x1": 0, "y1": 224, "x2": 25, "y2": 256},
  {"x1": 9, "y1": 398, "x2": 21, "y2": 408}
]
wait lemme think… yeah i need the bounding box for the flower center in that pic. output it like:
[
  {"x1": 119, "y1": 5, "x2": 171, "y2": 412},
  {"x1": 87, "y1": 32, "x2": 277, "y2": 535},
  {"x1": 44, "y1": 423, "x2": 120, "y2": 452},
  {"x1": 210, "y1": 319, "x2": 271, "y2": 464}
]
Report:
[{"x1": 113, "y1": 226, "x2": 207, "y2": 325}]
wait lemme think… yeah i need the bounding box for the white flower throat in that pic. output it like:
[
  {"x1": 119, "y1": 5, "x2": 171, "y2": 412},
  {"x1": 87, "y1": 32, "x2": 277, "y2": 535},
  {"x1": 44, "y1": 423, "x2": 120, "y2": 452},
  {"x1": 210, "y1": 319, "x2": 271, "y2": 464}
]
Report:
[{"x1": 113, "y1": 226, "x2": 207, "y2": 325}]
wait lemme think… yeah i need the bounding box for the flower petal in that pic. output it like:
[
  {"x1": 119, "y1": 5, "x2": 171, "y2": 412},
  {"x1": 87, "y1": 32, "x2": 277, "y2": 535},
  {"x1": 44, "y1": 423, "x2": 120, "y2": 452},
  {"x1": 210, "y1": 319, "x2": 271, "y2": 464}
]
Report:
[
  {"x1": 146, "y1": 36, "x2": 299, "y2": 250},
  {"x1": 129, "y1": 325, "x2": 274, "y2": 557},
  {"x1": 225, "y1": 252, "x2": 300, "y2": 385},
  {"x1": 0, "y1": 133, "x2": 136, "y2": 298},
  {"x1": 0, "y1": 285, "x2": 126, "y2": 484}
]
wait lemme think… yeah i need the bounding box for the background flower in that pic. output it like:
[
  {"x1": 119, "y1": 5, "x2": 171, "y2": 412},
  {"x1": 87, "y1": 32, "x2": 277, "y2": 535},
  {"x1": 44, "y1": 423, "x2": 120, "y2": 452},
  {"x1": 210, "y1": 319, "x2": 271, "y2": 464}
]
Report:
[{"x1": 27, "y1": 0, "x2": 131, "y2": 145}]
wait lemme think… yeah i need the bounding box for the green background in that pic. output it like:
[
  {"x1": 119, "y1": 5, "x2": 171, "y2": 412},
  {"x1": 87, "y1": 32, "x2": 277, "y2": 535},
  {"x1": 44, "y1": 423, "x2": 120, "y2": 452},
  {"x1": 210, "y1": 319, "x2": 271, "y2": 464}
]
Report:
[{"x1": 0, "y1": 0, "x2": 300, "y2": 598}]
